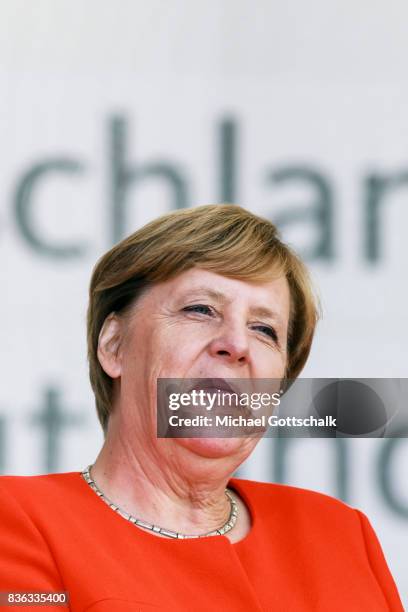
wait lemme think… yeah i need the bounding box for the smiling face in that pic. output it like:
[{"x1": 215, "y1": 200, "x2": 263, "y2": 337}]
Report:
[{"x1": 98, "y1": 267, "x2": 291, "y2": 470}]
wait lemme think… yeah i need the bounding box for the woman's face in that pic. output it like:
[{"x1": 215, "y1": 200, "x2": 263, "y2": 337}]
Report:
[{"x1": 103, "y1": 267, "x2": 291, "y2": 464}]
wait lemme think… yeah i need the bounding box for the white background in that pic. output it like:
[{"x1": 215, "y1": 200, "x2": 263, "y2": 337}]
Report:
[{"x1": 0, "y1": 1, "x2": 407, "y2": 604}]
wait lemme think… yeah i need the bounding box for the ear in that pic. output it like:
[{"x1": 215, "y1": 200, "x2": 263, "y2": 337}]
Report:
[{"x1": 97, "y1": 313, "x2": 123, "y2": 379}]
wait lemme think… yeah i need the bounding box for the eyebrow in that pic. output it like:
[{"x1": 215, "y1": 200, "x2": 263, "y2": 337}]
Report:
[
  {"x1": 250, "y1": 305, "x2": 282, "y2": 323},
  {"x1": 182, "y1": 286, "x2": 227, "y2": 303},
  {"x1": 179, "y1": 286, "x2": 284, "y2": 324}
]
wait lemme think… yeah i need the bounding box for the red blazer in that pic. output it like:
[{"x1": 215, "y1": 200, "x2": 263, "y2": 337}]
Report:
[{"x1": 0, "y1": 472, "x2": 403, "y2": 611}]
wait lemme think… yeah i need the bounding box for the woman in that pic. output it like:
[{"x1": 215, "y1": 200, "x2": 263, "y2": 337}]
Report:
[{"x1": 0, "y1": 204, "x2": 403, "y2": 611}]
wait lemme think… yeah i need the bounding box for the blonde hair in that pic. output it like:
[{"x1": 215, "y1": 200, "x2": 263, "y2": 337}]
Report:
[{"x1": 87, "y1": 204, "x2": 320, "y2": 431}]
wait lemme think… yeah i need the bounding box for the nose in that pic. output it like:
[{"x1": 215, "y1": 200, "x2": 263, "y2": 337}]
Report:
[{"x1": 208, "y1": 322, "x2": 250, "y2": 367}]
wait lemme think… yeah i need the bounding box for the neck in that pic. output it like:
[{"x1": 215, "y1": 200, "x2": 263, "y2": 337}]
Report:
[{"x1": 91, "y1": 425, "x2": 237, "y2": 536}]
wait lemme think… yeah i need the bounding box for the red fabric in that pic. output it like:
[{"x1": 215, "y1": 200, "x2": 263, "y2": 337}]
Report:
[{"x1": 0, "y1": 472, "x2": 403, "y2": 611}]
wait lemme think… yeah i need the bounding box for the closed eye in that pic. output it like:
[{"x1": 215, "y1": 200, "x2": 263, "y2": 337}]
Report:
[
  {"x1": 182, "y1": 304, "x2": 215, "y2": 316},
  {"x1": 182, "y1": 307, "x2": 279, "y2": 344},
  {"x1": 251, "y1": 324, "x2": 279, "y2": 343}
]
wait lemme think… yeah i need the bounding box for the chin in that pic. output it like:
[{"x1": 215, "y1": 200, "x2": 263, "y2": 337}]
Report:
[{"x1": 174, "y1": 436, "x2": 251, "y2": 460}]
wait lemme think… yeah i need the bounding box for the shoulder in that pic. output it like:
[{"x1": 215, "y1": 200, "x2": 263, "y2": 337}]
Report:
[
  {"x1": 0, "y1": 471, "x2": 81, "y2": 493},
  {"x1": 231, "y1": 479, "x2": 404, "y2": 608},
  {"x1": 231, "y1": 477, "x2": 353, "y2": 508},
  {"x1": 0, "y1": 472, "x2": 83, "y2": 517},
  {"x1": 0, "y1": 474, "x2": 71, "y2": 592},
  {"x1": 230, "y1": 477, "x2": 358, "y2": 524},
  {"x1": 231, "y1": 478, "x2": 373, "y2": 561}
]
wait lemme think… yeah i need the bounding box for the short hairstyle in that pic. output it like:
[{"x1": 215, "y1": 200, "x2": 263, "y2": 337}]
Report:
[{"x1": 87, "y1": 204, "x2": 320, "y2": 431}]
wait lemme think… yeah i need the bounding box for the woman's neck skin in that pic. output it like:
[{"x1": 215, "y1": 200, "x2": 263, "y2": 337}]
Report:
[{"x1": 91, "y1": 413, "x2": 253, "y2": 542}]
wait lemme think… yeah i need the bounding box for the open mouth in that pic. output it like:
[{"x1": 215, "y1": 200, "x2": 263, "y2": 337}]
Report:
[
  {"x1": 183, "y1": 378, "x2": 254, "y2": 416},
  {"x1": 187, "y1": 377, "x2": 239, "y2": 396}
]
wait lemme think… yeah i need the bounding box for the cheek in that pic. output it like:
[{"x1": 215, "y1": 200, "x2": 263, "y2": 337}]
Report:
[
  {"x1": 145, "y1": 327, "x2": 205, "y2": 377},
  {"x1": 252, "y1": 343, "x2": 287, "y2": 378},
  {"x1": 162, "y1": 341, "x2": 202, "y2": 373}
]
